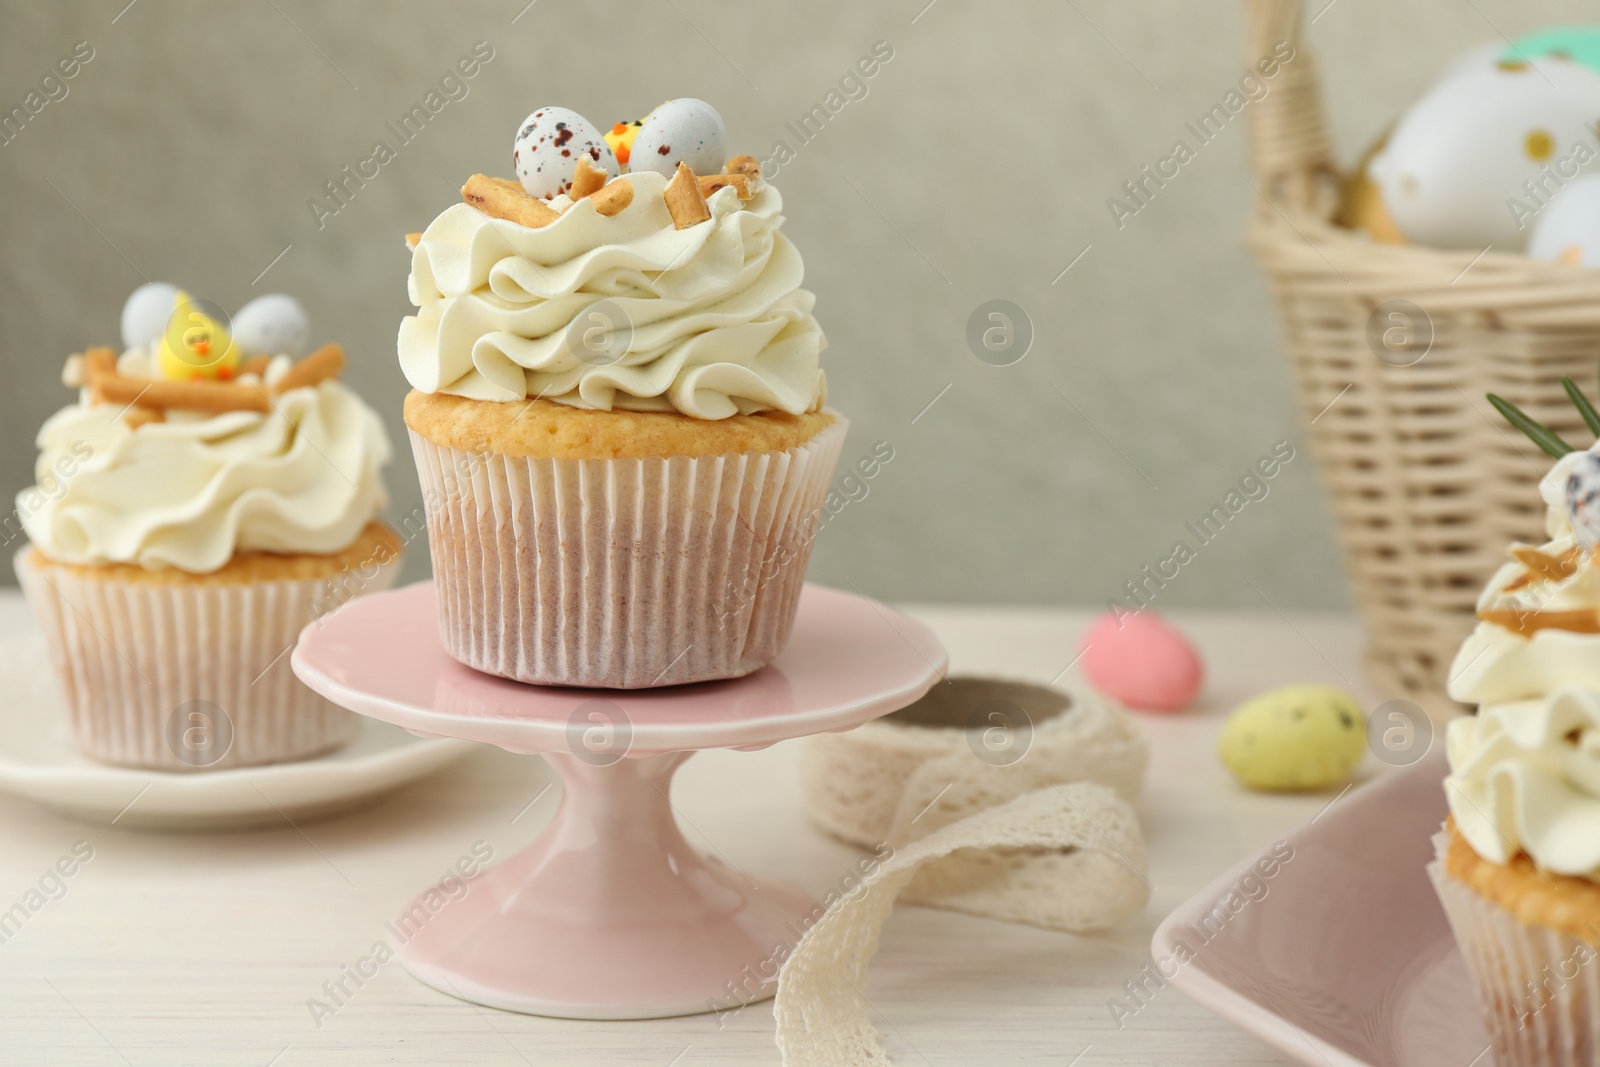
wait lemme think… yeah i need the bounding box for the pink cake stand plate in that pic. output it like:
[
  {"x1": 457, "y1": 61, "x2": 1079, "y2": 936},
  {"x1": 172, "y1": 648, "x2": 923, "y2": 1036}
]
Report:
[{"x1": 291, "y1": 581, "x2": 947, "y2": 1020}]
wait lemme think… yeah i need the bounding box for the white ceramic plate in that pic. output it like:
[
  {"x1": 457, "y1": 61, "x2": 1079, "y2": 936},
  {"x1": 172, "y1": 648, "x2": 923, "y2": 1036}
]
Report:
[{"x1": 0, "y1": 635, "x2": 478, "y2": 831}]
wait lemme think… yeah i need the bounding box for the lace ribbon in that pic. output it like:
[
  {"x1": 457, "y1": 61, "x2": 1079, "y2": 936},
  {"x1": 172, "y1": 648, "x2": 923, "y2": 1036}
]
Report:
[{"x1": 778, "y1": 679, "x2": 1151, "y2": 1065}]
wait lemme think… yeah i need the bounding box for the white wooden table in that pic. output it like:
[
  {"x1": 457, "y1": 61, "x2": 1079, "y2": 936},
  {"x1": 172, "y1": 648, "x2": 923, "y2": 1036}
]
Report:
[{"x1": 0, "y1": 590, "x2": 1394, "y2": 1066}]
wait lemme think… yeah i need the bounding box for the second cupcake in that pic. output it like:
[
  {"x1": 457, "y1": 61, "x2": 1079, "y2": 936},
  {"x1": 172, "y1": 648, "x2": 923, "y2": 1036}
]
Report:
[{"x1": 17, "y1": 287, "x2": 400, "y2": 770}]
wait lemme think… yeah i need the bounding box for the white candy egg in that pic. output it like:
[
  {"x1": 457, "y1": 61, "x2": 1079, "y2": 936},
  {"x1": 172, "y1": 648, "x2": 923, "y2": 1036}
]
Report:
[
  {"x1": 121, "y1": 281, "x2": 179, "y2": 350},
  {"x1": 628, "y1": 98, "x2": 727, "y2": 177},
  {"x1": 513, "y1": 107, "x2": 618, "y2": 200},
  {"x1": 233, "y1": 294, "x2": 310, "y2": 358},
  {"x1": 1567, "y1": 450, "x2": 1600, "y2": 549},
  {"x1": 1369, "y1": 58, "x2": 1600, "y2": 250},
  {"x1": 1528, "y1": 174, "x2": 1600, "y2": 267}
]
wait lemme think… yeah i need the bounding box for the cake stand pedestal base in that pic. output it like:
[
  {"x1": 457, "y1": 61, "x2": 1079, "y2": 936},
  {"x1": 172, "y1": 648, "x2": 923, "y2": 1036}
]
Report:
[
  {"x1": 397, "y1": 752, "x2": 817, "y2": 1019},
  {"x1": 292, "y1": 581, "x2": 947, "y2": 1020}
]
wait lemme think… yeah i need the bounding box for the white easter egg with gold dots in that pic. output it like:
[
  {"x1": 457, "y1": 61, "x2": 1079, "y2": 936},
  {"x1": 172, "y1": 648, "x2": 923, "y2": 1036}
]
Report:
[
  {"x1": 1529, "y1": 174, "x2": 1600, "y2": 267},
  {"x1": 1370, "y1": 57, "x2": 1600, "y2": 251}
]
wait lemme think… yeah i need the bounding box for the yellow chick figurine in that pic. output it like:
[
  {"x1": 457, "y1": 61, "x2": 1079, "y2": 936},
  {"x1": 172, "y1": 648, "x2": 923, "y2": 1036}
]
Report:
[
  {"x1": 157, "y1": 291, "x2": 240, "y2": 381},
  {"x1": 604, "y1": 119, "x2": 643, "y2": 169}
]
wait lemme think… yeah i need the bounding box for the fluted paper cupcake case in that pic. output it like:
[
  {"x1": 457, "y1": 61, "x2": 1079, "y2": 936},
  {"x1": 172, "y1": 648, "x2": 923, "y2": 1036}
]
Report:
[
  {"x1": 1428, "y1": 829, "x2": 1600, "y2": 1066},
  {"x1": 16, "y1": 549, "x2": 400, "y2": 771},
  {"x1": 410, "y1": 418, "x2": 848, "y2": 689}
]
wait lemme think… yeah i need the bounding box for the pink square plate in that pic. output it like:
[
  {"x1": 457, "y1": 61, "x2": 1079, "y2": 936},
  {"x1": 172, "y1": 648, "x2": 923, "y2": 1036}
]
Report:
[{"x1": 1152, "y1": 747, "x2": 1495, "y2": 1067}]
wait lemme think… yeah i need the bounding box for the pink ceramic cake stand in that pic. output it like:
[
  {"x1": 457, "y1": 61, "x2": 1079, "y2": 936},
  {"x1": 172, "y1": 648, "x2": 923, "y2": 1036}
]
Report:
[{"x1": 291, "y1": 581, "x2": 947, "y2": 1020}]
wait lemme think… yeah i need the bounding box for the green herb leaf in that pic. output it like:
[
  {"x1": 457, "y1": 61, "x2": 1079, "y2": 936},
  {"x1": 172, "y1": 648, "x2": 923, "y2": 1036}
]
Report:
[
  {"x1": 1565, "y1": 376, "x2": 1600, "y2": 437},
  {"x1": 1487, "y1": 393, "x2": 1575, "y2": 458}
]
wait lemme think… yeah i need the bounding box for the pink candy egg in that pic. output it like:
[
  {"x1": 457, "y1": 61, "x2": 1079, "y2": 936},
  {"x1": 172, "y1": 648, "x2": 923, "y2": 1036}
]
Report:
[{"x1": 1079, "y1": 611, "x2": 1203, "y2": 712}]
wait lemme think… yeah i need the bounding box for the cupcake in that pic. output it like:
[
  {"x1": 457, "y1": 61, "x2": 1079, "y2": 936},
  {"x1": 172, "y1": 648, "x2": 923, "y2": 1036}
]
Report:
[
  {"x1": 1431, "y1": 692, "x2": 1600, "y2": 1065},
  {"x1": 16, "y1": 287, "x2": 399, "y2": 771},
  {"x1": 399, "y1": 100, "x2": 845, "y2": 688},
  {"x1": 1433, "y1": 388, "x2": 1600, "y2": 1062}
]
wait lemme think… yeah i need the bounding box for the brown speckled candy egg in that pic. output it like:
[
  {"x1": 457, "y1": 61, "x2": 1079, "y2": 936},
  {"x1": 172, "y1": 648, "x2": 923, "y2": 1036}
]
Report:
[
  {"x1": 513, "y1": 107, "x2": 619, "y2": 199},
  {"x1": 628, "y1": 98, "x2": 727, "y2": 177}
]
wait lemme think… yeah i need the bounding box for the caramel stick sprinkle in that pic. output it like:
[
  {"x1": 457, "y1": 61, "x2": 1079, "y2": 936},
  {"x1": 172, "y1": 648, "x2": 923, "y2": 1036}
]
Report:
[
  {"x1": 461, "y1": 173, "x2": 562, "y2": 229},
  {"x1": 273, "y1": 344, "x2": 345, "y2": 394},
  {"x1": 588, "y1": 177, "x2": 633, "y2": 217},
  {"x1": 1479, "y1": 607, "x2": 1600, "y2": 636},
  {"x1": 699, "y1": 173, "x2": 753, "y2": 201},
  {"x1": 664, "y1": 162, "x2": 711, "y2": 230},
  {"x1": 570, "y1": 158, "x2": 607, "y2": 199},
  {"x1": 122, "y1": 408, "x2": 164, "y2": 429},
  {"x1": 1511, "y1": 545, "x2": 1582, "y2": 584},
  {"x1": 90, "y1": 371, "x2": 271, "y2": 415},
  {"x1": 84, "y1": 348, "x2": 118, "y2": 381}
]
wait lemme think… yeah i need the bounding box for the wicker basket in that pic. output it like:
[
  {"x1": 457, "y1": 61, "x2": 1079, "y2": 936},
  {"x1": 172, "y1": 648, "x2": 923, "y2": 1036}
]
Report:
[{"x1": 1243, "y1": 0, "x2": 1600, "y2": 712}]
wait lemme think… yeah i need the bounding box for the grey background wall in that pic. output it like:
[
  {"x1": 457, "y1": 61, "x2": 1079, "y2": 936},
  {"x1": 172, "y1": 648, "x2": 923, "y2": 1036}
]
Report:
[{"x1": 0, "y1": 0, "x2": 1578, "y2": 607}]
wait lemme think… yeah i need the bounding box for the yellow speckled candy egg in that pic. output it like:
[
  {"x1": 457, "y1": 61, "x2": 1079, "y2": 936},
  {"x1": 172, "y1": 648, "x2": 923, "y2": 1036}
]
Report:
[{"x1": 1219, "y1": 684, "x2": 1366, "y2": 791}]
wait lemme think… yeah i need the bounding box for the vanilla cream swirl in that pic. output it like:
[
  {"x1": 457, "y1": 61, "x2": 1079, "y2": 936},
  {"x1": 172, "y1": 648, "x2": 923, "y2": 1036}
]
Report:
[
  {"x1": 1449, "y1": 448, "x2": 1600, "y2": 704},
  {"x1": 21, "y1": 350, "x2": 391, "y2": 573},
  {"x1": 1446, "y1": 688, "x2": 1600, "y2": 879},
  {"x1": 399, "y1": 170, "x2": 826, "y2": 419}
]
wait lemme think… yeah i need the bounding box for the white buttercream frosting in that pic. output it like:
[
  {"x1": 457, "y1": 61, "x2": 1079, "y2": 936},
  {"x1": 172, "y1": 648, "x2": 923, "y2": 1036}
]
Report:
[
  {"x1": 21, "y1": 349, "x2": 391, "y2": 573},
  {"x1": 1450, "y1": 620, "x2": 1600, "y2": 706},
  {"x1": 399, "y1": 170, "x2": 826, "y2": 420},
  {"x1": 1446, "y1": 688, "x2": 1600, "y2": 879},
  {"x1": 1447, "y1": 448, "x2": 1600, "y2": 705}
]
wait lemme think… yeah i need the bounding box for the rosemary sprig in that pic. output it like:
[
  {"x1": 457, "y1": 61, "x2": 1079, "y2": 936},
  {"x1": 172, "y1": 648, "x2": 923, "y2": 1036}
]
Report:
[
  {"x1": 1566, "y1": 376, "x2": 1600, "y2": 437},
  {"x1": 1486, "y1": 393, "x2": 1575, "y2": 458}
]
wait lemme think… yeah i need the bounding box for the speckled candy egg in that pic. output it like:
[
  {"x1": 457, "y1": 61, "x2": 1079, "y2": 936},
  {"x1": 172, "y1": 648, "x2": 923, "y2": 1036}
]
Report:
[
  {"x1": 233, "y1": 294, "x2": 310, "y2": 358},
  {"x1": 1219, "y1": 685, "x2": 1367, "y2": 792},
  {"x1": 513, "y1": 107, "x2": 619, "y2": 200},
  {"x1": 1565, "y1": 449, "x2": 1600, "y2": 548},
  {"x1": 1079, "y1": 611, "x2": 1204, "y2": 712},
  {"x1": 121, "y1": 281, "x2": 180, "y2": 350},
  {"x1": 628, "y1": 98, "x2": 727, "y2": 177}
]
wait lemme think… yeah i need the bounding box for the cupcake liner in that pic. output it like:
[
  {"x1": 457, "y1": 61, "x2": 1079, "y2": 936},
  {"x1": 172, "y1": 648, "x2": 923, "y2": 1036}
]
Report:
[
  {"x1": 16, "y1": 548, "x2": 400, "y2": 771},
  {"x1": 410, "y1": 417, "x2": 848, "y2": 688},
  {"x1": 1428, "y1": 829, "x2": 1600, "y2": 1066}
]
